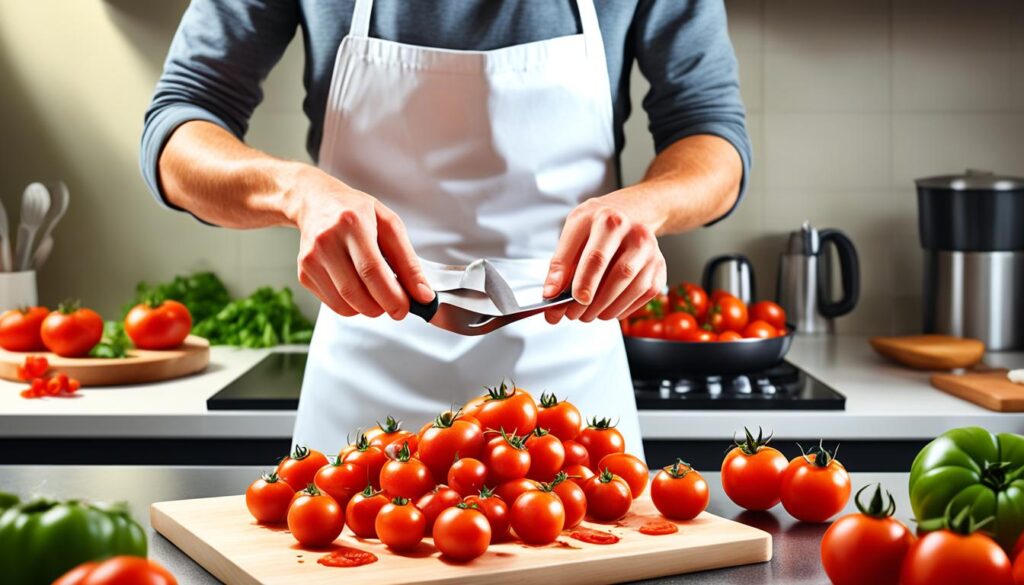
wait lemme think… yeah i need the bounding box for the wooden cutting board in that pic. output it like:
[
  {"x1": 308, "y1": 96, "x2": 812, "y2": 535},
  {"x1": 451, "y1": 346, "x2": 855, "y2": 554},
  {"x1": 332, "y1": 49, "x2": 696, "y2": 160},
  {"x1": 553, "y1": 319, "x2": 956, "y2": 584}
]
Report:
[
  {"x1": 931, "y1": 370, "x2": 1024, "y2": 412},
  {"x1": 869, "y1": 335, "x2": 985, "y2": 370},
  {"x1": 0, "y1": 335, "x2": 210, "y2": 386},
  {"x1": 151, "y1": 494, "x2": 771, "y2": 585}
]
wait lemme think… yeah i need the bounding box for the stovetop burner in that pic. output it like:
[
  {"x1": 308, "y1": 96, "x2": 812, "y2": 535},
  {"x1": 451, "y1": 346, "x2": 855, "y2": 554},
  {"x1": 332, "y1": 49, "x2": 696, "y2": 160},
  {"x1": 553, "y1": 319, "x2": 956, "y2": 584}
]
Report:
[{"x1": 634, "y1": 361, "x2": 845, "y2": 410}]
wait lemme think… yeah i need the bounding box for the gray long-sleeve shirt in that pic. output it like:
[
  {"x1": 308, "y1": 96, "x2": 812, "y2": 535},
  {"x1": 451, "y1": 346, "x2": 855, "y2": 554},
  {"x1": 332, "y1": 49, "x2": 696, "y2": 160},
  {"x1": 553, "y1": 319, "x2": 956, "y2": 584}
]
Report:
[{"x1": 141, "y1": 0, "x2": 750, "y2": 220}]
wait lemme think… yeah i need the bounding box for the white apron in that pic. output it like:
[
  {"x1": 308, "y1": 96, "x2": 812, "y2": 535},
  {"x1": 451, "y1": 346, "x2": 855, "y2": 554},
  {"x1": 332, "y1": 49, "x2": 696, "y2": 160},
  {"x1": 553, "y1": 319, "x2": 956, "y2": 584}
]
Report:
[{"x1": 294, "y1": 0, "x2": 643, "y2": 456}]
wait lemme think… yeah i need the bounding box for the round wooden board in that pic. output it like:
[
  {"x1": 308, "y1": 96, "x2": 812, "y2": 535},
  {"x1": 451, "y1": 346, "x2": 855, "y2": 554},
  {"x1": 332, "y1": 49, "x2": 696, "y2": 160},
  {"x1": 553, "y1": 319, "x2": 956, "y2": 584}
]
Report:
[{"x1": 0, "y1": 335, "x2": 210, "y2": 386}]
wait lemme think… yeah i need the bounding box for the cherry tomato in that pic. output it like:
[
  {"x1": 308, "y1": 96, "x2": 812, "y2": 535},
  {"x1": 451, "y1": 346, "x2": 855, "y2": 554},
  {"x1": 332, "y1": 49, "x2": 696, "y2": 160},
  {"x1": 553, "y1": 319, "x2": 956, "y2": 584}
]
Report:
[
  {"x1": 718, "y1": 330, "x2": 743, "y2": 342},
  {"x1": 510, "y1": 490, "x2": 565, "y2": 545},
  {"x1": 537, "y1": 393, "x2": 582, "y2": 441},
  {"x1": 245, "y1": 471, "x2": 295, "y2": 524},
  {"x1": 313, "y1": 460, "x2": 366, "y2": 508},
  {"x1": 0, "y1": 306, "x2": 48, "y2": 352},
  {"x1": 366, "y1": 415, "x2": 416, "y2": 450},
  {"x1": 631, "y1": 318, "x2": 665, "y2": 339},
  {"x1": 52, "y1": 556, "x2": 177, "y2": 585},
  {"x1": 448, "y1": 457, "x2": 488, "y2": 497},
  {"x1": 525, "y1": 428, "x2": 566, "y2": 483},
  {"x1": 495, "y1": 478, "x2": 541, "y2": 505},
  {"x1": 562, "y1": 440, "x2": 591, "y2": 469},
  {"x1": 276, "y1": 445, "x2": 329, "y2": 491},
  {"x1": 631, "y1": 293, "x2": 668, "y2": 320},
  {"x1": 415, "y1": 485, "x2": 462, "y2": 533},
  {"x1": 562, "y1": 464, "x2": 595, "y2": 489},
  {"x1": 375, "y1": 498, "x2": 426, "y2": 552},
  {"x1": 418, "y1": 410, "x2": 485, "y2": 484},
  {"x1": 433, "y1": 505, "x2": 491, "y2": 562},
  {"x1": 651, "y1": 459, "x2": 709, "y2": 520},
  {"x1": 484, "y1": 432, "x2": 531, "y2": 484},
  {"x1": 709, "y1": 289, "x2": 734, "y2": 304},
  {"x1": 548, "y1": 471, "x2": 587, "y2": 529},
  {"x1": 662, "y1": 312, "x2": 699, "y2": 341},
  {"x1": 464, "y1": 487, "x2": 511, "y2": 542},
  {"x1": 345, "y1": 486, "x2": 389, "y2": 538},
  {"x1": 340, "y1": 434, "x2": 387, "y2": 490},
  {"x1": 379, "y1": 442, "x2": 433, "y2": 500},
  {"x1": 901, "y1": 516, "x2": 1013, "y2": 585},
  {"x1": 124, "y1": 300, "x2": 192, "y2": 350},
  {"x1": 287, "y1": 485, "x2": 344, "y2": 547},
  {"x1": 577, "y1": 418, "x2": 625, "y2": 468},
  {"x1": 583, "y1": 469, "x2": 632, "y2": 522},
  {"x1": 742, "y1": 320, "x2": 777, "y2": 339},
  {"x1": 474, "y1": 382, "x2": 538, "y2": 435},
  {"x1": 721, "y1": 427, "x2": 789, "y2": 511},
  {"x1": 40, "y1": 302, "x2": 103, "y2": 357},
  {"x1": 708, "y1": 296, "x2": 749, "y2": 333},
  {"x1": 597, "y1": 453, "x2": 648, "y2": 497},
  {"x1": 682, "y1": 328, "x2": 718, "y2": 342},
  {"x1": 668, "y1": 282, "x2": 709, "y2": 321},
  {"x1": 780, "y1": 443, "x2": 850, "y2": 523},
  {"x1": 821, "y1": 484, "x2": 915, "y2": 585},
  {"x1": 750, "y1": 300, "x2": 787, "y2": 331}
]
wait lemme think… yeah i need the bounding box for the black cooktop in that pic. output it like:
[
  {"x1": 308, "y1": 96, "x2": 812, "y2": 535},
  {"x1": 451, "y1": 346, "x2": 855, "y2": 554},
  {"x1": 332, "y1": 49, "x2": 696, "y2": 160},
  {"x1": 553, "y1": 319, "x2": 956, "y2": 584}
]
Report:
[{"x1": 207, "y1": 352, "x2": 306, "y2": 410}]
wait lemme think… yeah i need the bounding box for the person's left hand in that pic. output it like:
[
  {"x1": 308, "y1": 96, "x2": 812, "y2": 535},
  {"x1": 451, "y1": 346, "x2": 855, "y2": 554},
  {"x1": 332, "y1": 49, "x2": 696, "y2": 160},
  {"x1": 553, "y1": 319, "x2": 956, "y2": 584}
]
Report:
[{"x1": 543, "y1": 193, "x2": 666, "y2": 324}]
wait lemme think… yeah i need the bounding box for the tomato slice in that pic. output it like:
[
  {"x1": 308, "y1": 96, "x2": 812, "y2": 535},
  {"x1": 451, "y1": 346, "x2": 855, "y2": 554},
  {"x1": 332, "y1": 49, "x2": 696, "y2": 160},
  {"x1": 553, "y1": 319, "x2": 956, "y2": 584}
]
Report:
[
  {"x1": 567, "y1": 526, "x2": 620, "y2": 545},
  {"x1": 639, "y1": 519, "x2": 679, "y2": 535},
  {"x1": 317, "y1": 546, "x2": 378, "y2": 568}
]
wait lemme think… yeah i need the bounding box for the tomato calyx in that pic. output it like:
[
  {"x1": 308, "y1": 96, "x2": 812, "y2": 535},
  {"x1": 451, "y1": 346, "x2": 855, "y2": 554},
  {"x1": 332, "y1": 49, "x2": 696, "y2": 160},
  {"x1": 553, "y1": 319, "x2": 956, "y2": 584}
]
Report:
[
  {"x1": 484, "y1": 380, "x2": 518, "y2": 402},
  {"x1": 664, "y1": 459, "x2": 697, "y2": 479},
  {"x1": 945, "y1": 503, "x2": 994, "y2": 537},
  {"x1": 353, "y1": 433, "x2": 373, "y2": 452},
  {"x1": 431, "y1": 409, "x2": 463, "y2": 429},
  {"x1": 539, "y1": 392, "x2": 561, "y2": 408},
  {"x1": 55, "y1": 299, "x2": 82, "y2": 315},
  {"x1": 376, "y1": 415, "x2": 402, "y2": 434},
  {"x1": 587, "y1": 417, "x2": 618, "y2": 430},
  {"x1": 358, "y1": 484, "x2": 381, "y2": 498},
  {"x1": 732, "y1": 426, "x2": 773, "y2": 456},
  {"x1": 495, "y1": 428, "x2": 528, "y2": 450},
  {"x1": 853, "y1": 483, "x2": 896, "y2": 519},
  {"x1": 261, "y1": 471, "x2": 284, "y2": 484},
  {"x1": 300, "y1": 484, "x2": 324, "y2": 497},
  {"x1": 290, "y1": 444, "x2": 313, "y2": 461},
  {"x1": 390, "y1": 497, "x2": 410, "y2": 506},
  {"x1": 392, "y1": 441, "x2": 413, "y2": 462},
  {"x1": 980, "y1": 460, "x2": 1014, "y2": 491},
  {"x1": 596, "y1": 468, "x2": 618, "y2": 484},
  {"x1": 797, "y1": 440, "x2": 839, "y2": 468},
  {"x1": 531, "y1": 427, "x2": 551, "y2": 438},
  {"x1": 456, "y1": 501, "x2": 478, "y2": 510}
]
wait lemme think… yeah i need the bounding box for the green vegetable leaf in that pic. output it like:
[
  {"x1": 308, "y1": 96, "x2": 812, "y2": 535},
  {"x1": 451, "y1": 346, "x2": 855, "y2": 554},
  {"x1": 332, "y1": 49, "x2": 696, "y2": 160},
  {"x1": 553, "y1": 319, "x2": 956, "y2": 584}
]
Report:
[{"x1": 89, "y1": 321, "x2": 132, "y2": 359}]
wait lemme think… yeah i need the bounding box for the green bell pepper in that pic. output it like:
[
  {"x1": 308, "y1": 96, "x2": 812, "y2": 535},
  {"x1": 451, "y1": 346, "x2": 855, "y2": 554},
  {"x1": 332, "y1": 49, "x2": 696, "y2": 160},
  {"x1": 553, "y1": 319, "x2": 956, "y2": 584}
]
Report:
[
  {"x1": 0, "y1": 492, "x2": 18, "y2": 512},
  {"x1": 909, "y1": 426, "x2": 1024, "y2": 552},
  {"x1": 0, "y1": 498, "x2": 147, "y2": 585}
]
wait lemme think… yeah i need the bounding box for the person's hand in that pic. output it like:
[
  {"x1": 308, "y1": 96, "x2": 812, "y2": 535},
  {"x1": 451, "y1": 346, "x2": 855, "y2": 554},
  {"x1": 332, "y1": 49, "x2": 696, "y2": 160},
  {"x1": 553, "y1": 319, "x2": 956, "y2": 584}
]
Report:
[
  {"x1": 543, "y1": 194, "x2": 666, "y2": 324},
  {"x1": 290, "y1": 167, "x2": 434, "y2": 319}
]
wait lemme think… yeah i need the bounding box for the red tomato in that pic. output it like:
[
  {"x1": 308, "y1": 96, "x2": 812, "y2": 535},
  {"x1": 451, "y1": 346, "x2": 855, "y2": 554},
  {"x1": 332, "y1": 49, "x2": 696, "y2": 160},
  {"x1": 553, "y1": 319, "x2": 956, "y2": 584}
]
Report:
[
  {"x1": 0, "y1": 306, "x2": 48, "y2": 352},
  {"x1": 821, "y1": 484, "x2": 915, "y2": 585},
  {"x1": 681, "y1": 328, "x2": 718, "y2": 342},
  {"x1": 631, "y1": 293, "x2": 668, "y2": 320},
  {"x1": 365, "y1": 415, "x2": 414, "y2": 450},
  {"x1": 779, "y1": 444, "x2": 851, "y2": 523},
  {"x1": 537, "y1": 393, "x2": 582, "y2": 441},
  {"x1": 124, "y1": 300, "x2": 192, "y2": 350},
  {"x1": 52, "y1": 557, "x2": 177, "y2": 585},
  {"x1": 742, "y1": 320, "x2": 777, "y2": 339},
  {"x1": 709, "y1": 289, "x2": 734, "y2": 303},
  {"x1": 375, "y1": 498, "x2": 426, "y2": 552},
  {"x1": 718, "y1": 330, "x2": 743, "y2": 342},
  {"x1": 562, "y1": 440, "x2": 591, "y2": 469},
  {"x1": 562, "y1": 464, "x2": 595, "y2": 489},
  {"x1": 577, "y1": 418, "x2": 625, "y2": 468},
  {"x1": 276, "y1": 445, "x2": 330, "y2": 491},
  {"x1": 474, "y1": 382, "x2": 538, "y2": 435},
  {"x1": 287, "y1": 485, "x2": 344, "y2": 547},
  {"x1": 662, "y1": 311, "x2": 699, "y2": 341},
  {"x1": 379, "y1": 443, "x2": 433, "y2": 500},
  {"x1": 1013, "y1": 549, "x2": 1024, "y2": 585},
  {"x1": 720, "y1": 427, "x2": 789, "y2": 511},
  {"x1": 668, "y1": 282, "x2": 709, "y2": 321},
  {"x1": 525, "y1": 429, "x2": 566, "y2": 483},
  {"x1": 583, "y1": 469, "x2": 633, "y2": 522},
  {"x1": 651, "y1": 459, "x2": 709, "y2": 520},
  {"x1": 415, "y1": 486, "x2": 462, "y2": 533},
  {"x1": 345, "y1": 486, "x2": 389, "y2": 539},
  {"x1": 484, "y1": 432, "x2": 531, "y2": 484},
  {"x1": 40, "y1": 302, "x2": 103, "y2": 357},
  {"x1": 597, "y1": 453, "x2": 648, "y2": 498},
  {"x1": 340, "y1": 434, "x2": 387, "y2": 490},
  {"x1": 448, "y1": 457, "x2": 488, "y2": 497},
  {"x1": 314, "y1": 460, "x2": 367, "y2": 508},
  {"x1": 631, "y1": 318, "x2": 665, "y2": 339},
  {"x1": 418, "y1": 410, "x2": 485, "y2": 484},
  {"x1": 708, "y1": 296, "x2": 749, "y2": 333},
  {"x1": 549, "y1": 472, "x2": 587, "y2": 529},
  {"x1": 245, "y1": 471, "x2": 295, "y2": 524},
  {"x1": 510, "y1": 490, "x2": 565, "y2": 545},
  {"x1": 750, "y1": 300, "x2": 787, "y2": 331},
  {"x1": 901, "y1": 521, "x2": 1013, "y2": 585},
  {"x1": 464, "y1": 488, "x2": 511, "y2": 542},
  {"x1": 433, "y1": 505, "x2": 491, "y2": 562},
  {"x1": 495, "y1": 478, "x2": 541, "y2": 505}
]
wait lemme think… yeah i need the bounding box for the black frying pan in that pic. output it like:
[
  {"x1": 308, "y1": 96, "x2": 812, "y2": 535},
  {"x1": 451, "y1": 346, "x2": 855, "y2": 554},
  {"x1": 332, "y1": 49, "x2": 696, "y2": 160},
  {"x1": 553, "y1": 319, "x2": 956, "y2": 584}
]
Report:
[{"x1": 623, "y1": 326, "x2": 795, "y2": 377}]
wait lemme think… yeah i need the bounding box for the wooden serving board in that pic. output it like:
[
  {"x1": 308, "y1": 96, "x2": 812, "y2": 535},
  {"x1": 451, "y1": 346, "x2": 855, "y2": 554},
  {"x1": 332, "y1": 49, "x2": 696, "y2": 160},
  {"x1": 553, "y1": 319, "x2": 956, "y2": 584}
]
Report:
[
  {"x1": 0, "y1": 335, "x2": 210, "y2": 386},
  {"x1": 931, "y1": 370, "x2": 1024, "y2": 411},
  {"x1": 152, "y1": 494, "x2": 771, "y2": 585},
  {"x1": 869, "y1": 334, "x2": 985, "y2": 370}
]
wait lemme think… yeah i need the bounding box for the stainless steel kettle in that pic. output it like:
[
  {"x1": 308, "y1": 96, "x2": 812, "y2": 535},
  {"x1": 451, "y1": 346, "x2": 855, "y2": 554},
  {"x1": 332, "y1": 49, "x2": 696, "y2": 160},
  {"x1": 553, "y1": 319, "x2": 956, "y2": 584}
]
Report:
[
  {"x1": 702, "y1": 254, "x2": 755, "y2": 304},
  {"x1": 776, "y1": 221, "x2": 860, "y2": 334}
]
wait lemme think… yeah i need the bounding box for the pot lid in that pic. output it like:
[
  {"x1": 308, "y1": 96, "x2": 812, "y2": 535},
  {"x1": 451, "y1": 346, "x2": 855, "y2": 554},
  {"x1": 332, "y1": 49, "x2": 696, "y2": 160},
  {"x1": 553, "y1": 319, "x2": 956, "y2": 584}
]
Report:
[{"x1": 916, "y1": 169, "x2": 1024, "y2": 191}]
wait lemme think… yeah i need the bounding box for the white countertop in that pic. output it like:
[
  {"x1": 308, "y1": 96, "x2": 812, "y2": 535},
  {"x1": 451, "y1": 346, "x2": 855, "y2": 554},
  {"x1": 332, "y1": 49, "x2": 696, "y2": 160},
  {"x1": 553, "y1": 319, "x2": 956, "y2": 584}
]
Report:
[{"x1": 1, "y1": 336, "x2": 1022, "y2": 440}]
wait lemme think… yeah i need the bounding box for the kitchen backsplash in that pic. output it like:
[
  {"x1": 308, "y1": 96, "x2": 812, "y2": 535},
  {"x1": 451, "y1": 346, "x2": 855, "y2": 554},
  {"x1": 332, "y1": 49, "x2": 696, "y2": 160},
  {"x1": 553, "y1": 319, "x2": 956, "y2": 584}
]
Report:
[{"x1": 0, "y1": 0, "x2": 1021, "y2": 334}]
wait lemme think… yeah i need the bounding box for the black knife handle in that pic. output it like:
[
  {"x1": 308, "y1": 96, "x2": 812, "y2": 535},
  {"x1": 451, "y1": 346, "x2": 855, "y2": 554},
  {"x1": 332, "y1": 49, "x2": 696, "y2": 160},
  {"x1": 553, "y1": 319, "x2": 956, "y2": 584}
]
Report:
[{"x1": 408, "y1": 294, "x2": 439, "y2": 322}]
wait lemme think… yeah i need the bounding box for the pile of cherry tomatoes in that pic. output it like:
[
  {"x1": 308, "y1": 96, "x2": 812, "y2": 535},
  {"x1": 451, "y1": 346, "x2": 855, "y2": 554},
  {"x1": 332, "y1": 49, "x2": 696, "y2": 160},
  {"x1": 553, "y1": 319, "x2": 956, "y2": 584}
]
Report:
[
  {"x1": 620, "y1": 282, "x2": 788, "y2": 341},
  {"x1": 244, "y1": 383, "x2": 710, "y2": 563}
]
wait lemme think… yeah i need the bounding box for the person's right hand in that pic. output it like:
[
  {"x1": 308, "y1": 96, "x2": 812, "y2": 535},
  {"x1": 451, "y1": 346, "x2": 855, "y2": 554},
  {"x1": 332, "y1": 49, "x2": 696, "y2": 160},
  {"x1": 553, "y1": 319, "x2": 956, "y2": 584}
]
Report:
[{"x1": 288, "y1": 167, "x2": 434, "y2": 319}]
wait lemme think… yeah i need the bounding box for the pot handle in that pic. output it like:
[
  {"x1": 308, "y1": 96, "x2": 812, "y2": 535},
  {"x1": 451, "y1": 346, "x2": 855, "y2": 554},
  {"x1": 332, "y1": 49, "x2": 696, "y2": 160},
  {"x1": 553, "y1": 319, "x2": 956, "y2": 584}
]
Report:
[{"x1": 817, "y1": 229, "x2": 859, "y2": 319}]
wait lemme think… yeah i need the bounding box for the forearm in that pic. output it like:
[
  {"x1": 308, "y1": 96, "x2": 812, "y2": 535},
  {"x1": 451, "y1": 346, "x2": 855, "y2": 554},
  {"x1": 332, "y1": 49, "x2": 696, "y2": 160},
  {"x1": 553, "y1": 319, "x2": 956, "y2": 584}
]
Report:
[
  {"x1": 158, "y1": 120, "x2": 308, "y2": 229},
  {"x1": 611, "y1": 134, "x2": 743, "y2": 236}
]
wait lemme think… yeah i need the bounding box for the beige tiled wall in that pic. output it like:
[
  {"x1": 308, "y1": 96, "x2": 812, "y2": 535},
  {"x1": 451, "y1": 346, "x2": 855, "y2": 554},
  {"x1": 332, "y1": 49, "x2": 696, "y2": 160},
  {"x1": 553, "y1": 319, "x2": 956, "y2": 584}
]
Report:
[{"x1": 0, "y1": 0, "x2": 1022, "y2": 335}]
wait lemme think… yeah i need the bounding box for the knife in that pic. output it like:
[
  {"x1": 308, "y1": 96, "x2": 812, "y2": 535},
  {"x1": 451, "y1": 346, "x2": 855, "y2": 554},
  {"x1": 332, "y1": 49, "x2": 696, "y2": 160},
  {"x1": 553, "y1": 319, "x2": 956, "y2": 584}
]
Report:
[{"x1": 409, "y1": 291, "x2": 574, "y2": 336}]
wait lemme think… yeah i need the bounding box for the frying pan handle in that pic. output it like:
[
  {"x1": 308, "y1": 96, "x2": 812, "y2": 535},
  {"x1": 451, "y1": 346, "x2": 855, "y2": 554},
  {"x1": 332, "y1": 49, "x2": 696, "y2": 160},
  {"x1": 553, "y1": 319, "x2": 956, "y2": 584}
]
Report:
[{"x1": 408, "y1": 294, "x2": 439, "y2": 322}]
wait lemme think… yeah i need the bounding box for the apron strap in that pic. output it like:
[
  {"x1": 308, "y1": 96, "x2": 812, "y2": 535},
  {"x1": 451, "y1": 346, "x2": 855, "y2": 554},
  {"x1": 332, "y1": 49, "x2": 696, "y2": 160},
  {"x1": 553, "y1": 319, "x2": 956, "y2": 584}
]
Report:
[
  {"x1": 575, "y1": 0, "x2": 608, "y2": 69},
  {"x1": 349, "y1": 0, "x2": 374, "y2": 38}
]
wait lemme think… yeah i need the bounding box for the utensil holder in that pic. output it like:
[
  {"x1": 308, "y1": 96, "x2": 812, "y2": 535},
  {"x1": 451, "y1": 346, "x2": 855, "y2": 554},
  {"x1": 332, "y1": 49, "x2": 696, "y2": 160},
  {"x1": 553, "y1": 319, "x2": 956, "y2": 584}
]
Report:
[{"x1": 0, "y1": 271, "x2": 38, "y2": 310}]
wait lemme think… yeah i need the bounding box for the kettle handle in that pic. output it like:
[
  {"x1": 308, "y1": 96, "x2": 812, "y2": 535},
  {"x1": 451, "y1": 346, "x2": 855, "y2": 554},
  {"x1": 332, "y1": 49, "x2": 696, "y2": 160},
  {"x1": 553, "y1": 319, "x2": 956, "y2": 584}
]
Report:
[
  {"x1": 817, "y1": 229, "x2": 860, "y2": 319},
  {"x1": 701, "y1": 254, "x2": 756, "y2": 302}
]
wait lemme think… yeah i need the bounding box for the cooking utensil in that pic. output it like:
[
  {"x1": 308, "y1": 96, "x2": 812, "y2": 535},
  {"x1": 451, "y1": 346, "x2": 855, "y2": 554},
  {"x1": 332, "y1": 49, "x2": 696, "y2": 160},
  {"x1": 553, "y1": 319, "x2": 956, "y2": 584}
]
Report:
[
  {"x1": 32, "y1": 236, "x2": 53, "y2": 269},
  {"x1": 32, "y1": 181, "x2": 69, "y2": 267},
  {"x1": 702, "y1": 254, "x2": 755, "y2": 303},
  {"x1": 624, "y1": 326, "x2": 796, "y2": 377},
  {"x1": 410, "y1": 291, "x2": 573, "y2": 336},
  {"x1": 14, "y1": 183, "x2": 51, "y2": 271},
  {"x1": 869, "y1": 334, "x2": 985, "y2": 370},
  {"x1": 0, "y1": 199, "x2": 12, "y2": 272},
  {"x1": 917, "y1": 169, "x2": 1024, "y2": 350},
  {"x1": 776, "y1": 221, "x2": 859, "y2": 334},
  {"x1": 931, "y1": 370, "x2": 1024, "y2": 412}
]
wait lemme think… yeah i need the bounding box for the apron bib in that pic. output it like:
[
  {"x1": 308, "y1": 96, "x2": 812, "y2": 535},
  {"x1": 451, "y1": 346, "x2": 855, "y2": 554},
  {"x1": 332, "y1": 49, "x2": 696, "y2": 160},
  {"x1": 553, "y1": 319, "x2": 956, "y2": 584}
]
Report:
[{"x1": 294, "y1": 0, "x2": 642, "y2": 456}]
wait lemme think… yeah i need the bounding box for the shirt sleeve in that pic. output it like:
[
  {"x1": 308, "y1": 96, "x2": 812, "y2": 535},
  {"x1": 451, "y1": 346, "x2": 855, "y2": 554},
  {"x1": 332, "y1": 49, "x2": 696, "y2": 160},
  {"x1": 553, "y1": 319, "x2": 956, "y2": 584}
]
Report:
[
  {"x1": 139, "y1": 0, "x2": 299, "y2": 214},
  {"x1": 632, "y1": 0, "x2": 752, "y2": 225}
]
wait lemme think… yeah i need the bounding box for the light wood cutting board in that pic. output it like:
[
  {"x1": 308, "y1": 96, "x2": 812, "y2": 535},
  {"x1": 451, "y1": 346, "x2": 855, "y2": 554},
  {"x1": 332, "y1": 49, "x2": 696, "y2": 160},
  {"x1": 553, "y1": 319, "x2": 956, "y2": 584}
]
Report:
[
  {"x1": 869, "y1": 335, "x2": 985, "y2": 370},
  {"x1": 0, "y1": 335, "x2": 210, "y2": 386},
  {"x1": 151, "y1": 494, "x2": 771, "y2": 585},
  {"x1": 931, "y1": 370, "x2": 1024, "y2": 411}
]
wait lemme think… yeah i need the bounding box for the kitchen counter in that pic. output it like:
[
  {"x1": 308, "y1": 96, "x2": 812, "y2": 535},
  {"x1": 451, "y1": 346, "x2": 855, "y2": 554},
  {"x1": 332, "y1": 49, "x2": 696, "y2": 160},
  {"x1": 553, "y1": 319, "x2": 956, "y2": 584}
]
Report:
[{"x1": 0, "y1": 465, "x2": 911, "y2": 584}]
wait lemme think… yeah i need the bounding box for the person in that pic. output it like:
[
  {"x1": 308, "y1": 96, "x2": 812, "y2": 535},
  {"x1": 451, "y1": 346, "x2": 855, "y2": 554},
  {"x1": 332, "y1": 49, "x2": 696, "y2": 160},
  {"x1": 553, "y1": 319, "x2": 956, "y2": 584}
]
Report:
[{"x1": 141, "y1": 0, "x2": 750, "y2": 454}]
